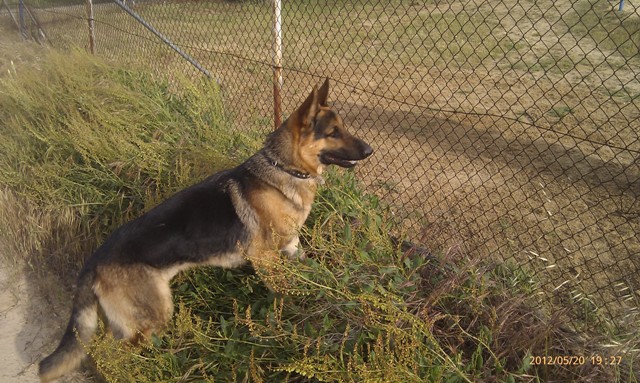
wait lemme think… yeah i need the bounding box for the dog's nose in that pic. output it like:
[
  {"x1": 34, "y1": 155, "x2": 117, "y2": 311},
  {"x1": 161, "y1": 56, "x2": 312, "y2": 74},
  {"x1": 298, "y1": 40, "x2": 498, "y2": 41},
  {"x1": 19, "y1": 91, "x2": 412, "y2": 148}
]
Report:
[{"x1": 362, "y1": 142, "x2": 373, "y2": 158}]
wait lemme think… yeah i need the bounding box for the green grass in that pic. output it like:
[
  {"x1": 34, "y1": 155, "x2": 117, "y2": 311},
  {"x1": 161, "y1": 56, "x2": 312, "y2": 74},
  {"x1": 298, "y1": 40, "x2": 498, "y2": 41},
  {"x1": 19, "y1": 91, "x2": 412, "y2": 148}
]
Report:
[
  {"x1": 548, "y1": 104, "x2": 572, "y2": 118},
  {"x1": 0, "y1": 50, "x2": 637, "y2": 382}
]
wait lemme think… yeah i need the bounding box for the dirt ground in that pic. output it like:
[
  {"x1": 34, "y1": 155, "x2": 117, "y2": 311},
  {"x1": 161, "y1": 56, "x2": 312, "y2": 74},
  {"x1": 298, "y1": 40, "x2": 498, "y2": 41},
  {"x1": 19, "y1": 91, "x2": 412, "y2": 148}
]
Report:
[
  {"x1": 0, "y1": 265, "x2": 45, "y2": 383},
  {"x1": 0, "y1": 263, "x2": 92, "y2": 383}
]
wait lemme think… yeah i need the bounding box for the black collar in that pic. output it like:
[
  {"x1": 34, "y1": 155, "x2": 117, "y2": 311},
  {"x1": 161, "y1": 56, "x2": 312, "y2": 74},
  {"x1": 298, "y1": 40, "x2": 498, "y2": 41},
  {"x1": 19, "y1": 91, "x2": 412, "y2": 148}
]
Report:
[{"x1": 263, "y1": 153, "x2": 311, "y2": 179}]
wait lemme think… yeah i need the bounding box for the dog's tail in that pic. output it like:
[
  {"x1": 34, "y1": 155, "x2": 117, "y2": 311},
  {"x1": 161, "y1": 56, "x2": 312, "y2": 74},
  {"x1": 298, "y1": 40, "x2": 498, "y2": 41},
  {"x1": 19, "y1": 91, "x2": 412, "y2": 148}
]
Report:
[{"x1": 39, "y1": 270, "x2": 98, "y2": 383}]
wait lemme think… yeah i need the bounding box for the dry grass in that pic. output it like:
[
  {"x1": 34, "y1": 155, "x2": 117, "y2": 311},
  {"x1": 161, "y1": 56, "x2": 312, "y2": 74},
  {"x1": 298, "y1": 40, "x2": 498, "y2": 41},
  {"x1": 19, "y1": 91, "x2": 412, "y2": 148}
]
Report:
[
  {"x1": 0, "y1": 47, "x2": 258, "y2": 280},
  {"x1": 0, "y1": 45, "x2": 637, "y2": 382}
]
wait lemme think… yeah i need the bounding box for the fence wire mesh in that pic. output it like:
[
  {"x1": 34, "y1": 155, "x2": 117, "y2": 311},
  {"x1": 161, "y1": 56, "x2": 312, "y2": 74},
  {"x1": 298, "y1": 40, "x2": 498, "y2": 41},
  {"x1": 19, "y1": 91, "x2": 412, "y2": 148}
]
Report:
[{"x1": 2, "y1": 0, "x2": 639, "y2": 335}]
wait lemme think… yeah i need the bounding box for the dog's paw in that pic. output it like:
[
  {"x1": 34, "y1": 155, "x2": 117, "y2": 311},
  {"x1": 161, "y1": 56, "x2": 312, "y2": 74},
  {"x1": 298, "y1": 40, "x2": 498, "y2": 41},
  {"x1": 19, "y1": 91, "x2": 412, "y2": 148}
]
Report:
[
  {"x1": 291, "y1": 248, "x2": 306, "y2": 261},
  {"x1": 281, "y1": 236, "x2": 306, "y2": 260},
  {"x1": 281, "y1": 246, "x2": 306, "y2": 261}
]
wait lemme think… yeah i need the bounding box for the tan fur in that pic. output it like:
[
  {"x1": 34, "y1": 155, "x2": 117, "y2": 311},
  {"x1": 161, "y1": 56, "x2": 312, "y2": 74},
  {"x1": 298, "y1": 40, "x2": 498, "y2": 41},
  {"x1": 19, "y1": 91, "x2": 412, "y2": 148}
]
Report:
[{"x1": 93, "y1": 263, "x2": 174, "y2": 340}]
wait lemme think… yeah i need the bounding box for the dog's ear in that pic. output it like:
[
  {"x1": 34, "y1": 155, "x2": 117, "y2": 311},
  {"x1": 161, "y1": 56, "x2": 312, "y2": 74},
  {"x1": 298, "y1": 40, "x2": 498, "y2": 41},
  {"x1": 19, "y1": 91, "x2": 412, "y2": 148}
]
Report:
[
  {"x1": 290, "y1": 85, "x2": 319, "y2": 133},
  {"x1": 317, "y1": 78, "x2": 329, "y2": 107}
]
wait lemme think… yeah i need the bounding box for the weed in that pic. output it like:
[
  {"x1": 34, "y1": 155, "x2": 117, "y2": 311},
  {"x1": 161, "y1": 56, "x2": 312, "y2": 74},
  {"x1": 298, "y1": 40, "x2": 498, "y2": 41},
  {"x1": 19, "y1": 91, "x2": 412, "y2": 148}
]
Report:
[
  {"x1": 86, "y1": 170, "x2": 639, "y2": 383},
  {"x1": 548, "y1": 105, "x2": 572, "y2": 118}
]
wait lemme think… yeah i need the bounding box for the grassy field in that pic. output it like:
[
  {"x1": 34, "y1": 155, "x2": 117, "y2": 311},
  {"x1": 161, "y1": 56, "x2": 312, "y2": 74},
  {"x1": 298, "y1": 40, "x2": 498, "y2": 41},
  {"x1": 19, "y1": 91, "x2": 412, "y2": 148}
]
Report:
[
  {"x1": 2, "y1": 0, "x2": 640, "y2": 380},
  {"x1": 0, "y1": 45, "x2": 638, "y2": 383},
  {"x1": 3, "y1": 0, "x2": 639, "y2": 330}
]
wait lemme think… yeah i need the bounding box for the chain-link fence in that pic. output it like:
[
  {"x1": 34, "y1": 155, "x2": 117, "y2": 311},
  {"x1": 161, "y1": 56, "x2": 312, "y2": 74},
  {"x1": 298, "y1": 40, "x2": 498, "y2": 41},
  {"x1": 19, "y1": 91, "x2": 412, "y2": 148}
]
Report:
[{"x1": 2, "y1": 0, "x2": 639, "y2": 335}]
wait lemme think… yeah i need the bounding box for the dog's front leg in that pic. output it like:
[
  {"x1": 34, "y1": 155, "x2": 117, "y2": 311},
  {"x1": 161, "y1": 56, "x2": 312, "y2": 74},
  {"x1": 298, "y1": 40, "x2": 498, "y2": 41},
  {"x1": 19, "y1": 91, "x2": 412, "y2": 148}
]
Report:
[
  {"x1": 281, "y1": 235, "x2": 306, "y2": 260},
  {"x1": 248, "y1": 248, "x2": 289, "y2": 293}
]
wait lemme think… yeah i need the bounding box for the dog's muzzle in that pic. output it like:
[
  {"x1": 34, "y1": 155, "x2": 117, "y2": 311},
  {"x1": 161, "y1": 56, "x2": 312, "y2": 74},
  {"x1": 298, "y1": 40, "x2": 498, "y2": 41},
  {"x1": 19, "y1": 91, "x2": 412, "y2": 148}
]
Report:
[{"x1": 320, "y1": 139, "x2": 373, "y2": 168}]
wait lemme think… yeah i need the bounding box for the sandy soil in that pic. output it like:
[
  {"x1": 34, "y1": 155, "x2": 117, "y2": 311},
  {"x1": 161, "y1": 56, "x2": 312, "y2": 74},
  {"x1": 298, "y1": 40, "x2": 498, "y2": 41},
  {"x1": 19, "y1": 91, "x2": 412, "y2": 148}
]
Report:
[
  {"x1": 0, "y1": 265, "x2": 52, "y2": 383},
  {"x1": 0, "y1": 263, "x2": 92, "y2": 383}
]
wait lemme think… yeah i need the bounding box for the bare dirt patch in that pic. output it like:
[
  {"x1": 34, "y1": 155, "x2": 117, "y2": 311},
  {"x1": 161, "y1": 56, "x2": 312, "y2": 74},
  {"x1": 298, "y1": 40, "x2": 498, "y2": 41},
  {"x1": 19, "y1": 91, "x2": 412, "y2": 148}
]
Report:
[
  {"x1": 0, "y1": 264, "x2": 91, "y2": 383},
  {"x1": 0, "y1": 266, "x2": 43, "y2": 383}
]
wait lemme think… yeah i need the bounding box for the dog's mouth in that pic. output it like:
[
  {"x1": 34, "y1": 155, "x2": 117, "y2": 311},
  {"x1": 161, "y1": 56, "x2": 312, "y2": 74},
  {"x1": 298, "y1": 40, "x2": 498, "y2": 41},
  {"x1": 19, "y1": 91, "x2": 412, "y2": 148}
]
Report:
[
  {"x1": 319, "y1": 140, "x2": 373, "y2": 168},
  {"x1": 320, "y1": 153, "x2": 359, "y2": 168}
]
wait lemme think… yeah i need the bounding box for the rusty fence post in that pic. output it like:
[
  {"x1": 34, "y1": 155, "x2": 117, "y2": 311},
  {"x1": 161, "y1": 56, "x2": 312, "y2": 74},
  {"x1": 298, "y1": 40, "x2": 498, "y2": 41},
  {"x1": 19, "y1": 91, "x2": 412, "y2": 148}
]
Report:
[
  {"x1": 85, "y1": 0, "x2": 95, "y2": 54},
  {"x1": 272, "y1": 0, "x2": 283, "y2": 129}
]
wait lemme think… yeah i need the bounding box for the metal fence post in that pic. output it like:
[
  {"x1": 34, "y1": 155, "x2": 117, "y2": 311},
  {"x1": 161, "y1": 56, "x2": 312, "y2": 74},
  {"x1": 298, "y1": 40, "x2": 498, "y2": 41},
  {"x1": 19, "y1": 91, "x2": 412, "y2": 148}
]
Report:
[
  {"x1": 23, "y1": 2, "x2": 46, "y2": 43},
  {"x1": 272, "y1": 0, "x2": 283, "y2": 129},
  {"x1": 85, "y1": 0, "x2": 95, "y2": 54},
  {"x1": 18, "y1": 0, "x2": 25, "y2": 38},
  {"x1": 113, "y1": 0, "x2": 212, "y2": 78},
  {"x1": 2, "y1": 0, "x2": 20, "y2": 32}
]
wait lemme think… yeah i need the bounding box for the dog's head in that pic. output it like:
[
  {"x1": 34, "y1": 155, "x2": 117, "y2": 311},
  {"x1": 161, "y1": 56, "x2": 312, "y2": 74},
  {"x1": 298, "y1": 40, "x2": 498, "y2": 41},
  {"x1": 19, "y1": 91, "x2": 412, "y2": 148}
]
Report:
[{"x1": 284, "y1": 78, "x2": 373, "y2": 176}]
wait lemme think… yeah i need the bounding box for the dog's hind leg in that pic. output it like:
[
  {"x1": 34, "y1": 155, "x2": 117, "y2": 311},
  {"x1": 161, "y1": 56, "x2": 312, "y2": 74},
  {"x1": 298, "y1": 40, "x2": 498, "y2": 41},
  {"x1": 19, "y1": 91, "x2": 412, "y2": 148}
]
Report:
[
  {"x1": 39, "y1": 271, "x2": 99, "y2": 383},
  {"x1": 93, "y1": 264, "x2": 174, "y2": 342}
]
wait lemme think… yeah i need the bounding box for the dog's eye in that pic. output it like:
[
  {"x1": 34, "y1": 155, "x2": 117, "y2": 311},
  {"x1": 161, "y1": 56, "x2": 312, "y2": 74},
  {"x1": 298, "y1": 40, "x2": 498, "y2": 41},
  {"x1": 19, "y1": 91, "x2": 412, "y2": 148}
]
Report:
[{"x1": 327, "y1": 128, "x2": 341, "y2": 139}]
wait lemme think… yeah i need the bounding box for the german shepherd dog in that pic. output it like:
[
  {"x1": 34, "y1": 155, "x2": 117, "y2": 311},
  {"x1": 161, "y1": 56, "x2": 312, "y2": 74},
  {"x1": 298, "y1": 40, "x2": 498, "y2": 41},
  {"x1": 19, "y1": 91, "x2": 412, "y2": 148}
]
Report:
[{"x1": 38, "y1": 79, "x2": 372, "y2": 382}]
